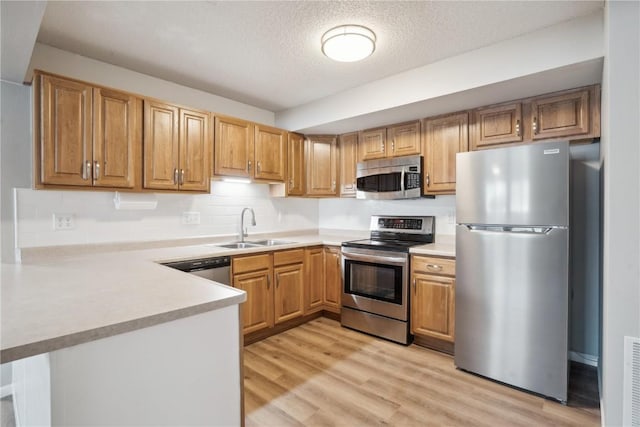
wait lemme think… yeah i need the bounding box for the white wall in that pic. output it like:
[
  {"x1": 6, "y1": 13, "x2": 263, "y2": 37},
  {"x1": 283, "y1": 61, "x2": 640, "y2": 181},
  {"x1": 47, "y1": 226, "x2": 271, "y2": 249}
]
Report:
[
  {"x1": 29, "y1": 43, "x2": 274, "y2": 125},
  {"x1": 601, "y1": 1, "x2": 640, "y2": 426},
  {"x1": 15, "y1": 182, "x2": 318, "y2": 248},
  {"x1": 318, "y1": 196, "x2": 456, "y2": 236}
]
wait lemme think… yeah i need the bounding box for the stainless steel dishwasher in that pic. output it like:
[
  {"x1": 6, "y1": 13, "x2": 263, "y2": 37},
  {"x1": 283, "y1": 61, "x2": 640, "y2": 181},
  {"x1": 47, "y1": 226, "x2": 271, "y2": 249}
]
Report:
[{"x1": 162, "y1": 256, "x2": 231, "y2": 285}]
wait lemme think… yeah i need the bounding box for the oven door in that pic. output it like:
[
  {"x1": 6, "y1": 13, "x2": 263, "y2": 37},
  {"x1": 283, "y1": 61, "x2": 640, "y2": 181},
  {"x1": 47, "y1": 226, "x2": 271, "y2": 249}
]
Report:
[{"x1": 341, "y1": 247, "x2": 408, "y2": 321}]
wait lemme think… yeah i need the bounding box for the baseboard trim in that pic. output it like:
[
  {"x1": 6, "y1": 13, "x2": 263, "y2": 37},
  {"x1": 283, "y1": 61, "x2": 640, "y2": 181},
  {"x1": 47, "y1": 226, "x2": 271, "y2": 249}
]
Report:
[
  {"x1": 0, "y1": 383, "x2": 13, "y2": 398},
  {"x1": 570, "y1": 351, "x2": 598, "y2": 367}
]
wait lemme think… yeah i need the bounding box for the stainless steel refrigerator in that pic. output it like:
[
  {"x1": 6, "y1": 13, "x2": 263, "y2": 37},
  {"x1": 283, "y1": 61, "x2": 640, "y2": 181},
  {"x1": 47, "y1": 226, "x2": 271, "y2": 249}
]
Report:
[{"x1": 455, "y1": 140, "x2": 569, "y2": 402}]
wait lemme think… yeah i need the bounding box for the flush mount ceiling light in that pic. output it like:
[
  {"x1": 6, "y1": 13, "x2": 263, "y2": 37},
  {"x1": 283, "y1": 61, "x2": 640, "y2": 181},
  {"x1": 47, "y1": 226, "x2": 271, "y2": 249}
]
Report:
[{"x1": 321, "y1": 24, "x2": 376, "y2": 62}]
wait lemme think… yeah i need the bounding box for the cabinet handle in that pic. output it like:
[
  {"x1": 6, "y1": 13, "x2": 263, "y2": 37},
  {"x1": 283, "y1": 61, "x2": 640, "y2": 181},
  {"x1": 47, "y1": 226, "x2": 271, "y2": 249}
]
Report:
[
  {"x1": 173, "y1": 168, "x2": 179, "y2": 184},
  {"x1": 267, "y1": 275, "x2": 271, "y2": 289},
  {"x1": 426, "y1": 173, "x2": 430, "y2": 186},
  {"x1": 93, "y1": 161, "x2": 100, "y2": 180},
  {"x1": 515, "y1": 120, "x2": 521, "y2": 137},
  {"x1": 391, "y1": 139, "x2": 395, "y2": 152},
  {"x1": 82, "y1": 160, "x2": 91, "y2": 180},
  {"x1": 247, "y1": 160, "x2": 252, "y2": 172},
  {"x1": 332, "y1": 180, "x2": 336, "y2": 192},
  {"x1": 413, "y1": 278, "x2": 416, "y2": 294},
  {"x1": 257, "y1": 161, "x2": 261, "y2": 174},
  {"x1": 276, "y1": 275, "x2": 279, "y2": 288},
  {"x1": 532, "y1": 116, "x2": 538, "y2": 135},
  {"x1": 426, "y1": 264, "x2": 443, "y2": 271},
  {"x1": 381, "y1": 142, "x2": 385, "y2": 152},
  {"x1": 289, "y1": 178, "x2": 294, "y2": 187},
  {"x1": 180, "y1": 169, "x2": 185, "y2": 185}
]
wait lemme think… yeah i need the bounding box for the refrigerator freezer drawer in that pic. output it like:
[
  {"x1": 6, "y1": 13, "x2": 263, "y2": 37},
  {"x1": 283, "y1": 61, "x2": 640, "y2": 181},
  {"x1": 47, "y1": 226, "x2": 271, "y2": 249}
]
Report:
[{"x1": 454, "y1": 224, "x2": 569, "y2": 402}]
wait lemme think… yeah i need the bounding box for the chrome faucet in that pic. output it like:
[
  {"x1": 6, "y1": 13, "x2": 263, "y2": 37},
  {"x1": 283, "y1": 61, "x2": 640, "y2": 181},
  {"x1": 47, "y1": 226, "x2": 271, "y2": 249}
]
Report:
[{"x1": 239, "y1": 207, "x2": 256, "y2": 242}]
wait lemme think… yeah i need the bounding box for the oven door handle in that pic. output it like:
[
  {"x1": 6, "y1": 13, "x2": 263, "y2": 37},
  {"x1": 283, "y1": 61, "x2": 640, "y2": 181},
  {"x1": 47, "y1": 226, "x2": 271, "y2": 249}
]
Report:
[{"x1": 342, "y1": 253, "x2": 407, "y2": 266}]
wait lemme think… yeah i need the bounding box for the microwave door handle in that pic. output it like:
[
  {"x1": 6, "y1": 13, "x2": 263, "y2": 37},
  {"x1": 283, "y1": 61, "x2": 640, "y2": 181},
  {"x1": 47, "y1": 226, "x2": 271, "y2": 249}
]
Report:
[{"x1": 400, "y1": 168, "x2": 405, "y2": 195}]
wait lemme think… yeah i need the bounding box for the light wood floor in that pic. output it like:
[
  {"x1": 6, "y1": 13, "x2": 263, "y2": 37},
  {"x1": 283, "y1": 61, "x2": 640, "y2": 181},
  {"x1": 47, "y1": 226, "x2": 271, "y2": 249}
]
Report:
[{"x1": 244, "y1": 318, "x2": 600, "y2": 426}]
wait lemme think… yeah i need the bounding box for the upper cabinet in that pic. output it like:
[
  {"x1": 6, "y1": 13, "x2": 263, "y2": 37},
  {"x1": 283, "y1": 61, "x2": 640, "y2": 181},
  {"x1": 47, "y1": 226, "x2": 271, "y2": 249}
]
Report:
[
  {"x1": 213, "y1": 116, "x2": 287, "y2": 183},
  {"x1": 423, "y1": 112, "x2": 469, "y2": 195},
  {"x1": 470, "y1": 85, "x2": 600, "y2": 150},
  {"x1": 387, "y1": 121, "x2": 421, "y2": 157},
  {"x1": 143, "y1": 100, "x2": 210, "y2": 192},
  {"x1": 306, "y1": 135, "x2": 339, "y2": 197},
  {"x1": 470, "y1": 102, "x2": 523, "y2": 150},
  {"x1": 358, "y1": 121, "x2": 421, "y2": 161},
  {"x1": 214, "y1": 115, "x2": 253, "y2": 178},
  {"x1": 254, "y1": 125, "x2": 286, "y2": 182},
  {"x1": 287, "y1": 133, "x2": 306, "y2": 196},
  {"x1": 530, "y1": 86, "x2": 600, "y2": 141},
  {"x1": 36, "y1": 72, "x2": 141, "y2": 189},
  {"x1": 338, "y1": 132, "x2": 358, "y2": 197}
]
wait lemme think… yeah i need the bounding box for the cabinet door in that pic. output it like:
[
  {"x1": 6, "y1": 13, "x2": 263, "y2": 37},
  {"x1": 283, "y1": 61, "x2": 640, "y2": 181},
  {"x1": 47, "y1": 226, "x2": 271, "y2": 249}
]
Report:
[
  {"x1": 254, "y1": 125, "x2": 286, "y2": 182},
  {"x1": 411, "y1": 273, "x2": 455, "y2": 342},
  {"x1": 306, "y1": 136, "x2": 338, "y2": 197},
  {"x1": 358, "y1": 128, "x2": 387, "y2": 161},
  {"x1": 338, "y1": 132, "x2": 358, "y2": 197},
  {"x1": 143, "y1": 100, "x2": 179, "y2": 190},
  {"x1": 179, "y1": 108, "x2": 210, "y2": 191},
  {"x1": 471, "y1": 102, "x2": 523, "y2": 150},
  {"x1": 424, "y1": 112, "x2": 469, "y2": 194},
  {"x1": 93, "y1": 88, "x2": 139, "y2": 188},
  {"x1": 530, "y1": 87, "x2": 591, "y2": 140},
  {"x1": 214, "y1": 116, "x2": 253, "y2": 178},
  {"x1": 287, "y1": 133, "x2": 305, "y2": 196},
  {"x1": 388, "y1": 121, "x2": 421, "y2": 157},
  {"x1": 234, "y1": 269, "x2": 274, "y2": 334},
  {"x1": 274, "y1": 263, "x2": 304, "y2": 324},
  {"x1": 304, "y1": 247, "x2": 325, "y2": 313},
  {"x1": 40, "y1": 75, "x2": 93, "y2": 186},
  {"x1": 323, "y1": 247, "x2": 342, "y2": 312}
]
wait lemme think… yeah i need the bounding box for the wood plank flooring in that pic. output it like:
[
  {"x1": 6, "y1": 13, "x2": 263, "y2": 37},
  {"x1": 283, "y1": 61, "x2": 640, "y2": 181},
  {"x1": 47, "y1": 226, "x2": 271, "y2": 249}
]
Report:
[{"x1": 244, "y1": 318, "x2": 600, "y2": 426}]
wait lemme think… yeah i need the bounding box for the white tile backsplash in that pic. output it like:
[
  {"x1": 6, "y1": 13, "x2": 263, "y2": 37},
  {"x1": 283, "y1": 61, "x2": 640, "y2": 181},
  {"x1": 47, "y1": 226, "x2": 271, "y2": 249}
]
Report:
[
  {"x1": 15, "y1": 182, "x2": 318, "y2": 248},
  {"x1": 14, "y1": 184, "x2": 455, "y2": 248},
  {"x1": 318, "y1": 196, "x2": 456, "y2": 236}
]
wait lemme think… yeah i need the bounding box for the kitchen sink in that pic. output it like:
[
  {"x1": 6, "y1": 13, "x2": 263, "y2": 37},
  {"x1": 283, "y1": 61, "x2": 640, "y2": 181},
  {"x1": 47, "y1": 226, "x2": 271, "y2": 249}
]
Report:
[
  {"x1": 214, "y1": 242, "x2": 263, "y2": 249},
  {"x1": 248, "y1": 239, "x2": 295, "y2": 246}
]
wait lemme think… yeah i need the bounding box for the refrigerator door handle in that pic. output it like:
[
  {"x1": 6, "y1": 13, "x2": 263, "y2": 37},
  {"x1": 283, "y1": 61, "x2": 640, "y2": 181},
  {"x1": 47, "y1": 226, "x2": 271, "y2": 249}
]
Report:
[{"x1": 464, "y1": 225, "x2": 557, "y2": 235}]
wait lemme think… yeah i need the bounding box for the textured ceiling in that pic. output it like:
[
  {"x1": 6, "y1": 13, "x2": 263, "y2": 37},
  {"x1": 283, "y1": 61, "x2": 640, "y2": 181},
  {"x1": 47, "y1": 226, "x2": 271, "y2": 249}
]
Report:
[{"x1": 37, "y1": 1, "x2": 603, "y2": 112}]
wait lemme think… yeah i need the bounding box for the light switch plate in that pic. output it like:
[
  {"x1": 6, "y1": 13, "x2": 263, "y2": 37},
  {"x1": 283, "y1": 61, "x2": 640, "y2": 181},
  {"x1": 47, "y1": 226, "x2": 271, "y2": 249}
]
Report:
[
  {"x1": 53, "y1": 213, "x2": 75, "y2": 230},
  {"x1": 182, "y1": 211, "x2": 201, "y2": 225}
]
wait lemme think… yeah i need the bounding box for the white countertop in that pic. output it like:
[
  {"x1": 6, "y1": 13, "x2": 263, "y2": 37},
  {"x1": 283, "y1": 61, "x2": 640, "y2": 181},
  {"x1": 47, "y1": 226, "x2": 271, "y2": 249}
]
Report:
[{"x1": 1, "y1": 231, "x2": 455, "y2": 363}]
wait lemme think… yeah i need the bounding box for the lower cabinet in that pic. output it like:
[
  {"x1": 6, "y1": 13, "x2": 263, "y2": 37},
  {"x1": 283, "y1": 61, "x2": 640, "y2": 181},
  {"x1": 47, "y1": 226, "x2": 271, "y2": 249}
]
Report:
[
  {"x1": 411, "y1": 255, "x2": 456, "y2": 350},
  {"x1": 304, "y1": 246, "x2": 325, "y2": 314},
  {"x1": 232, "y1": 253, "x2": 274, "y2": 335},
  {"x1": 323, "y1": 246, "x2": 342, "y2": 313},
  {"x1": 273, "y1": 249, "x2": 305, "y2": 324}
]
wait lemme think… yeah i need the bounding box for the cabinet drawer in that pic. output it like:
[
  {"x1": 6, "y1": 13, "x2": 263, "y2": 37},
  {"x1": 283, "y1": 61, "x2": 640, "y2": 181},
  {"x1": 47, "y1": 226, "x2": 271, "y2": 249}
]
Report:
[
  {"x1": 412, "y1": 255, "x2": 455, "y2": 276},
  {"x1": 273, "y1": 249, "x2": 304, "y2": 267},
  {"x1": 233, "y1": 253, "x2": 271, "y2": 274}
]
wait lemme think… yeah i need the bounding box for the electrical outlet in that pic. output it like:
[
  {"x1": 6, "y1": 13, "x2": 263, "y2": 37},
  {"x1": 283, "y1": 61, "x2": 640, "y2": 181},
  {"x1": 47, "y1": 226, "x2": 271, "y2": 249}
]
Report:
[
  {"x1": 53, "y1": 213, "x2": 75, "y2": 230},
  {"x1": 182, "y1": 211, "x2": 200, "y2": 225}
]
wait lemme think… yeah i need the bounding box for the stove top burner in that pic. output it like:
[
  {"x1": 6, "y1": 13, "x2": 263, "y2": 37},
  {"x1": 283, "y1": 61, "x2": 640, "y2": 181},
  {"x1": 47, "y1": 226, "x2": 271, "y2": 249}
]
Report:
[{"x1": 342, "y1": 238, "x2": 426, "y2": 252}]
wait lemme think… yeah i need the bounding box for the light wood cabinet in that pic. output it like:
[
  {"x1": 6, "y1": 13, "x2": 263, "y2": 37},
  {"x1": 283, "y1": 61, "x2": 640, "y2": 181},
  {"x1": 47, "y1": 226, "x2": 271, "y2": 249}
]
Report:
[
  {"x1": 144, "y1": 101, "x2": 210, "y2": 192},
  {"x1": 338, "y1": 132, "x2": 358, "y2": 197},
  {"x1": 471, "y1": 102, "x2": 523, "y2": 150},
  {"x1": 273, "y1": 249, "x2": 305, "y2": 324},
  {"x1": 232, "y1": 253, "x2": 274, "y2": 335},
  {"x1": 214, "y1": 115, "x2": 253, "y2": 178},
  {"x1": 323, "y1": 246, "x2": 342, "y2": 313},
  {"x1": 306, "y1": 136, "x2": 339, "y2": 197},
  {"x1": 530, "y1": 86, "x2": 599, "y2": 141},
  {"x1": 305, "y1": 247, "x2": 325, "y2": 313},
  {"x1": 37, "y1": 73, "x2": 141, "y2": 189},
  {"x1": 387, "y1": 121, "x2": 421, "y2": 157},
  {"x1": 254, "y1": 124, "x2": 286, "y2": 182},
  {"x1": 287, "y1": 133, "x2": 305, "y2": 196},
  {"x1": 423, "y1": 112, "x2": 469, "y2": 195},
  {"x1": 411, "y1": 255, "x2": 456, "y2": 347},
  {"x1": 214, "y1": 117, "x2": 287, "y2": 183},
  {"x1": 358, "y1": 127, "x2": 387, "y2": 161}
]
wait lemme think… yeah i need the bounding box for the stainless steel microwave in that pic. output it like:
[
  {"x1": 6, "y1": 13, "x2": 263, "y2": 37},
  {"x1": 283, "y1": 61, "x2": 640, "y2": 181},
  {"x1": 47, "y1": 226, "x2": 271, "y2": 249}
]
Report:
[{"x1": 356, "y1": 155, "x2": 423, "y2": 200}]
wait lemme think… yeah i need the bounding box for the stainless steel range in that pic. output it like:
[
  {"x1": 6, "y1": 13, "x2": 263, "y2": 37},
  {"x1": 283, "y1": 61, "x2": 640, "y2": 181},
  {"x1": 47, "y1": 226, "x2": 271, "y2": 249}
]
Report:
[{"x1": 341, "y1": 215, "x2": 435, "y2": 344}]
